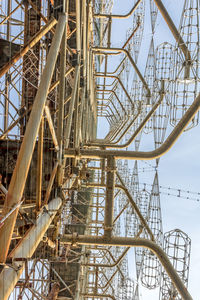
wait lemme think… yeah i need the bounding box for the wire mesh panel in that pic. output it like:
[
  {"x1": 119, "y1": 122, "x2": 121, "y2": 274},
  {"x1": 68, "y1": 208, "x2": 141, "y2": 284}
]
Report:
[
  {"x1": 159, "y1": 229, "x2": 191, "y2": 299},
  {"x1": 170, "y1": 0, "x2": 200, "y2": 129},
  {"x1": 143, "y1": 38, "x2": 156, "y2": 134},
  {"x1": 155, "y1": 42, "x2": 174, "y2": 92},
  {"x1": 134, "y1": 188, "x2": 151, "y2": 280},
  {"x1": 141, "y1": 172, "x2": 163, "y2": 289},
  {"x1": 125, "y1": 161, "x2": 139, "y2": 236},
  {"x1": 149, "y1": 0, "x2": 158, "y2": 32},
  {"x1": 131, "y1": 0, "x2": 145, "y2": 63}
]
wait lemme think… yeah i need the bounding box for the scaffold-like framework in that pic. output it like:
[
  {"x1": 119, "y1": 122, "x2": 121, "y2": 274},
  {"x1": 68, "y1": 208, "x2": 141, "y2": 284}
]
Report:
[{"x1": 0, "y1": 0, "x2": 199, "y2": 299}]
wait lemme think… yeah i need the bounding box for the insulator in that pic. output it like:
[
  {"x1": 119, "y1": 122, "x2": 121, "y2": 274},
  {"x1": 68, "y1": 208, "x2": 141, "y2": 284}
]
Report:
[{"x1": 159, "y1": 229, "x2": 191, "y2": 300}]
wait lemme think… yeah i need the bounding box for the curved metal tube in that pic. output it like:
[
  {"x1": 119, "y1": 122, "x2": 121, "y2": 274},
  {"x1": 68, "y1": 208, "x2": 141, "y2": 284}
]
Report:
[
  {"x1": 65, "y1": 93, "x2": 200, "y2": 160},
  {"x1": 61, "y1": 235, "x2": 193, "y2": 300},
  {"x1": 95, "y1": 73, "x2": 135, "y2": 108},
  {"x1": 97, "y1": 89, "x2": 127, "y2": 114},
  {"x1": 93, "y1": 47, "x2": 151, "y2": 97},
  {"x1": 94, "y1": 0, "x2": 142, "y2": 19},
  {"x1": 89, "y1": 93, "x2": 164, "y2": 148}
]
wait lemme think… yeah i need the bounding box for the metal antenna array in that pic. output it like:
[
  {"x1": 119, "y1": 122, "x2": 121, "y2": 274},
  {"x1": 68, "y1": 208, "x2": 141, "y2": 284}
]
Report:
[{"x1": 0, "y1": 0, "x2": 199, "y2": 299}]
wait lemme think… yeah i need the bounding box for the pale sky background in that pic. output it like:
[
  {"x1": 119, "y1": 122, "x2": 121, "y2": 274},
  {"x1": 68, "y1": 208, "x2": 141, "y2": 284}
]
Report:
[{"x1": 97, "y1": 0, "x2": 200, "y2": 299}]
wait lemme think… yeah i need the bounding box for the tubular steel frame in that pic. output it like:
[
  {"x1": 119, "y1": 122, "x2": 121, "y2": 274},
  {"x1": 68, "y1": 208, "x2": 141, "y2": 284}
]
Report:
[{"x1": 0, "y1": 0, "x2": 198, "y2": 300}]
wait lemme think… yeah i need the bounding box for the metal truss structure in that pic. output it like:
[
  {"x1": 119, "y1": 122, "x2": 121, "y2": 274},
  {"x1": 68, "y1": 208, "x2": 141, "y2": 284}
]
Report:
[{"x1": 0, "y1": 0, "x2": 199, "y2": 299}]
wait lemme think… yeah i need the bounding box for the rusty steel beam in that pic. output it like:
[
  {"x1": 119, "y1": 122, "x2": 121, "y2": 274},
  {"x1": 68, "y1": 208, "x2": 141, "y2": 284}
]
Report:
[
  {"x1": 0, "y1": 14, "x2": 66, "y2": 263},
  {"x1": 0, "y1": 17, "x2": 57, "y2": 78},
  {"x1": 104, "y1": 156, "x2": 115, "y2": 238}
]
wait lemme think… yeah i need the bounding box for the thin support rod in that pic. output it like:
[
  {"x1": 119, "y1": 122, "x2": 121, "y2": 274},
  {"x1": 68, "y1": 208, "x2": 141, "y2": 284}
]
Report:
[
  {"x1": 96, "y1": 89, "x2": 127, "y2": 114},
  {"x1": 49, "y1": 66, "x2": 74, "y2": 93},
  {"x1": 95, "y1": 74, "x2": 135, "y2": 108},
  {"x1": 82, "y1": 247, "x2": 129, "y2": 268},
  {"x1": 64, "y1": 64, "x2": 80, "y2": 148},
  {"x1": 44, "y1": 105, "x2": 59, "y2": 151},
  {"x1": 82, "y1": 294, "x2": 115, "y2": 300},
  {"x1": 57, "y1": 0, "x2": 68, "y2": 170},
  {"x1": 86, "y1": 181, "x2": 154, "y2": 241}
]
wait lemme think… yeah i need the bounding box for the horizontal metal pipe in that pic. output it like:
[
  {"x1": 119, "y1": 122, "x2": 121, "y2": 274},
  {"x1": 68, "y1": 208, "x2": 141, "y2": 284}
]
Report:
[
  {"x1": 65, "y1": 93, "x2": 200, "y2": 160},
  {"x1": 94, "y1": 0, "x2": 142, "y2": 19},
  {"x1": 61, "y1": 235, "x2": 192, "y2": 300}
]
